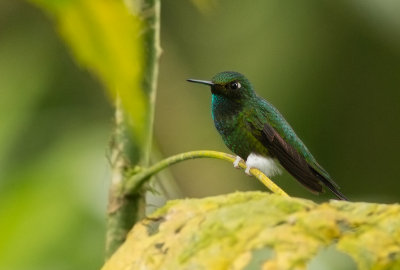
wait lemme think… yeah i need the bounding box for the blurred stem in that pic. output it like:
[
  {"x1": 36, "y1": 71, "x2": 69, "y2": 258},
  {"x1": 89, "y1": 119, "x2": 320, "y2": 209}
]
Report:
[
  {"x1": 124, "y1": 150, "x2": 290, "y2": 198},
  {"x1": 106, "y1": 0, "x2": 161, "y2": 259},
  {"x1": 106, "y1": 99, "x2": 146, "y2": 260}
]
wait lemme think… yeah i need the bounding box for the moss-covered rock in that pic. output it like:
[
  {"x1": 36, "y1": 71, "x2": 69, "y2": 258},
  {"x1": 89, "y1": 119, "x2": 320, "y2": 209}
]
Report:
[{"x1": 102, "y1": 192, "x2": 400, "y2": 270}]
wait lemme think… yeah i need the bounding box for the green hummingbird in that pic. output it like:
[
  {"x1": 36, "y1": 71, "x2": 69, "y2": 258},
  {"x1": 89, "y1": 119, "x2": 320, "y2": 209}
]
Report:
[{"x1": 187, "y1": 71, "x2": 347, "y2": 200}]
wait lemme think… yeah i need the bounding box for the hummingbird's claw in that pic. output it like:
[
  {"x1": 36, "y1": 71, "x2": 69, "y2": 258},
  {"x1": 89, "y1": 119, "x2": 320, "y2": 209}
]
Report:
[
  {"x1": 245, "y1": 166, "x2": 252, "y2": 176},
  {"x1": 233, "y1": 156, "x2": 243, "y2": 169}
]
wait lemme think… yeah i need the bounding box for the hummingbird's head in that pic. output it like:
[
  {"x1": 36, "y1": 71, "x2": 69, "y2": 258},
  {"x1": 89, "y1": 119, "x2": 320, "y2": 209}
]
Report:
[{"x1": 187, "y1": 71, "x2": 255, "y2": 100}]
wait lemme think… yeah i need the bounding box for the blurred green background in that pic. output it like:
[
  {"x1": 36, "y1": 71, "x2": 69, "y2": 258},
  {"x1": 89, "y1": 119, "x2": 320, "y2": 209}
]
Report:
[{"x1": 1, "y1": 0, "x2": 399, "y2": 269}]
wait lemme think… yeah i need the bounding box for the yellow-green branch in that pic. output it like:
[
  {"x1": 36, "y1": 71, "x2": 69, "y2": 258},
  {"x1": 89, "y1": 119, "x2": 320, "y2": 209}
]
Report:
[{"x1": 124, "y1": 150, "x2": 289, "y2": 197}]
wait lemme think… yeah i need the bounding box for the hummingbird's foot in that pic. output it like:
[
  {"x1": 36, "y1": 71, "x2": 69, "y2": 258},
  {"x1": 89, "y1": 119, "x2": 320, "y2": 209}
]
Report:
[
  {"x1": 233, "y1": 156, "x2": 243, "y2": 169},
  {"x1": 245, "y1": 166, "x2": 253, "y2": 176}
]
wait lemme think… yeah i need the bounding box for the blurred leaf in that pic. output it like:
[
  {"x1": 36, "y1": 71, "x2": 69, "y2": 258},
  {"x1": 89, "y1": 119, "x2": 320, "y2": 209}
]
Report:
[
  {"x1": 0, "y1": 125, "x2": 109, "y2": 270},
  {"x1": 191, "y1": 0, "x2": 218, "y2": 13},
  {"x1": 349, "y1": 0, "x2": 400, "y2": 30},
  {"x1": 29, "y1": 0, "x2": 147, "y2": 146},
  {"x1": 0, "y1": 17, "x2": 53, "y2": 177}
]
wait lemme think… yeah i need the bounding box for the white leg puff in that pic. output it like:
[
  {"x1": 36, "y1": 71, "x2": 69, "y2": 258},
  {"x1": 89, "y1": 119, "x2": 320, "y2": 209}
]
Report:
[{"x1": 245, "y1": 153, "x2": 281, "y2": 177}]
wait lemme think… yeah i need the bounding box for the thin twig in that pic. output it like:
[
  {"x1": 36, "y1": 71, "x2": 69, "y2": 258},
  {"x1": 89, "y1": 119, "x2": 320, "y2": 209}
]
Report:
[{"x1": 124, "y1": 150, "x2": 289, "y2": 197}]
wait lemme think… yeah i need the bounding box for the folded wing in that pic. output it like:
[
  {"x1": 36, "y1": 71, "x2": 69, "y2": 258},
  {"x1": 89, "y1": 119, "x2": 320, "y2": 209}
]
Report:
[{"x1": 261, "y1": 122, "x2": 348, "y2": 200}]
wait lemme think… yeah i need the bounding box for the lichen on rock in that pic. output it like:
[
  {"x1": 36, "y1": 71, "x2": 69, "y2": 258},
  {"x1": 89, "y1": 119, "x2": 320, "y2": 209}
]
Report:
[{"x1": 102, "y1": 192, "x2": 400, "y2": 270}]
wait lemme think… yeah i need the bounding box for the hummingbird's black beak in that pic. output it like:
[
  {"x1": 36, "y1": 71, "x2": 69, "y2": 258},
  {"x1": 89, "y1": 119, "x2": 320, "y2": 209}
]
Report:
[{"x1": 187, "y1": 79, "x2": 214, "y2": 86}]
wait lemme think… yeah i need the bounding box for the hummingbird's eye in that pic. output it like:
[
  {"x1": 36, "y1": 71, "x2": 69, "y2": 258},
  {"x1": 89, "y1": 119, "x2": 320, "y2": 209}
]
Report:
[{"x1": 229, "y1": 81, "x2": 241, "y2": 90}]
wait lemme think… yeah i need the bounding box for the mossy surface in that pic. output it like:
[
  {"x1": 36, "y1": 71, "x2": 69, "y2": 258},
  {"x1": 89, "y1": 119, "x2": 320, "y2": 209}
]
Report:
[{"x1": 102, "y1": 192, "x2": 400, "y2": 270}]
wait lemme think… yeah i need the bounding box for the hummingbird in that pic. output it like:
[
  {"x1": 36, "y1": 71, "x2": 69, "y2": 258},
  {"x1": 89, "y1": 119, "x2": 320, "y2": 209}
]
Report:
[{"x1": 187, "y1": 71, "x2": 347, "y2": 200}]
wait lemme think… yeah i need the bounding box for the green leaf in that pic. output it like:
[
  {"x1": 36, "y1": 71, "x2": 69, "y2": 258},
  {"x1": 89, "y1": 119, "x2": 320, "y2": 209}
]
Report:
[{"x1": 29, "y1": 0, "x2": 148, "y2": 146}]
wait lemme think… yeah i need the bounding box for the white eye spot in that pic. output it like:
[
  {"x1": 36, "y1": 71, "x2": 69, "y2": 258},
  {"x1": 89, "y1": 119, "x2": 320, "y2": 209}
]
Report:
[{"x1": 230, "y1": 81, "x2": 241, "y2": 90}]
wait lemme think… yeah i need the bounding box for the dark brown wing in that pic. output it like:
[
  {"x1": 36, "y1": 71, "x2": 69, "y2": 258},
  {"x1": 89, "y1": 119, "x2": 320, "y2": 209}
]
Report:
[
  {"x1": 262, "y1": 123, "x2": 324, "y2": 193},
  {"x1": 262, "y1": 123, "x2": 348, "y2": 200},
  {"x1": 245, "y1": 100, "x2": 347, "y2": 200}
]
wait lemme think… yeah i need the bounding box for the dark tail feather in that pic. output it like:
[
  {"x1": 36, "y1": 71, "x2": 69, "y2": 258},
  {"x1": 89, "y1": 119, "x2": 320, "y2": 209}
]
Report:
[{"x1": 314, "y1": 172, "x2": 349, "y2": 201}]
